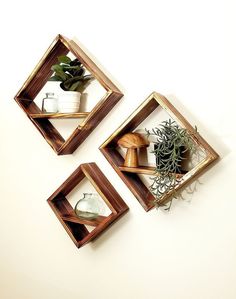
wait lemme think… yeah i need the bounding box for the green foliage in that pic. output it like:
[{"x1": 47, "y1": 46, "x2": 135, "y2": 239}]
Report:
[
  {"x1": 49, "y1": 55, "x2": 93, "y2": 92},
  {"x1": 146, "y1": 119, "x2": 197, "y2": 209}
]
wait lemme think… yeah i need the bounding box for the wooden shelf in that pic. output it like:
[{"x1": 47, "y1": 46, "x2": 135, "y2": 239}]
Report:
[
  {"x1": 47, "y1": 163, "x2": 129, "y2": 249},
  {"x1": 61, "y1": 213, "x2": 106, "y2": 227},
  {"x1": 119, "y1": 165, "x2": 185, "y2": 178},
  {"x1": 100, "y1": 92, "x2": 219, "y2": 211},
  {"x1": 14, "y1": 34, "x2": 123, "y2": 155},
  {"x1": 30, "y1": 112, "x2": 90, "y2": 119}
]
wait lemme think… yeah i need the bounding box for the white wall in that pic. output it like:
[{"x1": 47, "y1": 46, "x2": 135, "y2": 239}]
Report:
[{"x1": 0, "y1": 1, "x2": 235, "y2": 298}]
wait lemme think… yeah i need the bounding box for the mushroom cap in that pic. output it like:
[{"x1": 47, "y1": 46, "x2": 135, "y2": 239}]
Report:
[{"x1": 117, "y1": 132, "x2": 150, "y2": 149}]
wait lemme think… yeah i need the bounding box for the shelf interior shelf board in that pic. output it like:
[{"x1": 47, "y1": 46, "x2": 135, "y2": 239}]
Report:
[
  {"x1": 61, "y1": 213, "x2": 106, "y2": 227},
  {"x1": 119, "y1": 165, "x2": 185, "y2": 178},
  {"x1": 30, "y1": 112, "x2": 90, "y2": 119}
]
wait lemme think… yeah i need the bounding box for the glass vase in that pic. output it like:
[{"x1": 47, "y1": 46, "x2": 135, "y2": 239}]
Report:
[{"x1": 74, "y1": 193, "x2": 103, "y2": 220}]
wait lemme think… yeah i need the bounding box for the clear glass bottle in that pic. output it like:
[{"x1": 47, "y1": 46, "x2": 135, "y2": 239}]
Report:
[
  {"x1": 42, "y1": 92, "x2": 58, "y2": 113},
  {"x1": 74, "y1": 193, "x2": 103, "y2": 220}
]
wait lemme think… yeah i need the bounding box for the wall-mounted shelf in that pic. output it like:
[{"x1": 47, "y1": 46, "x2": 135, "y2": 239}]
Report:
[
  {"x1": 100, "y1": 91, "x2": 219, "y2": 211},
  {"x1": 14, "y1": 34, "x2": 123, "y2": 155},
  {"x1": 47, "y1": 163, "x2": 129, "y2": 248}
]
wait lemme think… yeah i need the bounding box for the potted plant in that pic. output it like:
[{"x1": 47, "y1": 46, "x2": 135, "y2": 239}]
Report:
[
  {"x1": 49, "y1": 55, "x2": 93, "y2": 113},
  {"x1": 146, "y1": 119, "x2": 197, "y2": 209}
]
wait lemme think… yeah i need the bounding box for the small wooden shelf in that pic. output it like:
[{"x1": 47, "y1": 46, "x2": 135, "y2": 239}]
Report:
[
  {"x1": 119, "y1": 165, "x2": 185, "y2": 178},
  {"x1": 61, "y1": 213, "x2": 106, "y2": 227},
  {"x1": 47, "y1": 163, "x2": 129, "y2": 248},
  {"x1": 30, "y1": 112, "x2": 90, "y2": 119},
  {"x1": 15, "y1": 34, "x2": 123, "y2": 155},
  {"x1": 100, "y1": 92, "x2": 219, "y2": 211}
]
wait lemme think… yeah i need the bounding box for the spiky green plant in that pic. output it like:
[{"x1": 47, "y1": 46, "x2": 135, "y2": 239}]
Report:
[
  {"x1": 146, "y1": 119, "x2": 197, "y2": 209},
  {"x1": 49, "y1": 55, "x2": 93, "y2": 92}
]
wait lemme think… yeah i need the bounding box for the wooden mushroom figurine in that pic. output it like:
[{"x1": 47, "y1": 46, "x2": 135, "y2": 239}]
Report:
[{"x1": 117, "y1": 133, "x2": 150, "y2": 167}]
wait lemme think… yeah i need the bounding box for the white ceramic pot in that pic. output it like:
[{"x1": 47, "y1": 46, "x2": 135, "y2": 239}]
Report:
[{"x1": 58, "y1": 91, "x2": 81, "y2": 113}]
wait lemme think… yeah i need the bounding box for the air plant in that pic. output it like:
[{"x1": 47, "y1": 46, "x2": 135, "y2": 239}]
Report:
[
  {"x1": 146, "y1": 119, "x2": 197, "y2": 210},
  {"x1": 49, "y1": 55, "x2": 93, "y2": 92}
]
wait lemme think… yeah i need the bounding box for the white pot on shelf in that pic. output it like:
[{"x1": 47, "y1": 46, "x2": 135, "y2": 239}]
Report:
[{"x1": 58, "y1": 91, "x2": 81, "y2": 113}]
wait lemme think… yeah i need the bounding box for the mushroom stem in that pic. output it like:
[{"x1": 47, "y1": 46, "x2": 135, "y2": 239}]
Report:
[{"x1": 124, "y1": 148, "x2": 138, "y2": 167}]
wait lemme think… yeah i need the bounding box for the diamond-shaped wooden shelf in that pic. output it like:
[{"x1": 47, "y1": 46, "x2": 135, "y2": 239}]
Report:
[
  {"x1": 14, "y1": 34, "x2": 123, "y2": 155},
  {"x1": 100, "y1": 92, "x2": 219, "y2": 211},
  {"x1": 47, "y1": 162, "x2": 129, "y2": 248}
]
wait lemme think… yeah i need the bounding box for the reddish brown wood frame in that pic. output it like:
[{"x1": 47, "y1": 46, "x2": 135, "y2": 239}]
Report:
[
  {"x1": 100, "y1": 92, "x2": 219, "y2": 212},
  {"x1": 14, "y1": 34, "x2": 123, "y2": 155},
  {"x1": 47, "y1": 163, "x2": 129, "y2": 248}
]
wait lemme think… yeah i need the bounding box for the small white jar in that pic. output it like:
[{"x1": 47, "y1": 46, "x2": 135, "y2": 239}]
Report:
[{"x1": 42, "y1": 92, "x2": 58, "y2": 113}]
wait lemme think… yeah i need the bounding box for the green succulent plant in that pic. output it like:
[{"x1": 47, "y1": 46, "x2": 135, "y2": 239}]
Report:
[
  {"x1": 146, "y1": 119, "x2": 197, "y2": 209},
  {"x1": 49, "y1": 55, "x2": 93, "y2": 92}
]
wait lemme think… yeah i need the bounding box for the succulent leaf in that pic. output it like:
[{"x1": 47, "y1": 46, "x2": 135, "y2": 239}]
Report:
[
  {"x1": 58, "y1": 55, "x2": 71, "y2": 64},
  {"x1": 48, "y1": 75, "x2": 62, "y2": 82},
  {"x1": 51, "y1": 65, "x2": 63, "y2": 73},
  {"x1": 54, "y1": 70, "x2": 67, "y2": 81},
  {"x1": 70, "y1": 81, "x2": 82, "y2": 91},
  {"x1": 69, "y1": 58, "x2": 82, "y2": 66}
]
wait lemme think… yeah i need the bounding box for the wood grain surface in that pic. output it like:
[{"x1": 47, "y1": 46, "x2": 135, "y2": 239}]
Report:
[
  {"x1": 14, "y1": 34, "x2": 123, "y2": 155},
  {"x1": 47, "y1": 163, "x2": 129, "y2": 248},
  {"x1": 100, "y1": 92, "x2": 219, "y2": 211}
]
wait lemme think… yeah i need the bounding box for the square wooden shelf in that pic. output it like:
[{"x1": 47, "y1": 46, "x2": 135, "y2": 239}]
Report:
[
  {"x1": 14, "y1": 34, "x2": 123, "y2": 155},
  {"x1": 47, "y1": 162, "x2": 129, "y2": 248},
  {"x1": 100, "y1": 91, "x2": 219, "y2": 211}
]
